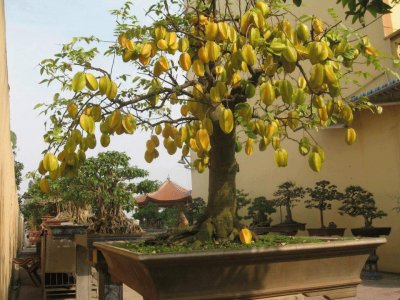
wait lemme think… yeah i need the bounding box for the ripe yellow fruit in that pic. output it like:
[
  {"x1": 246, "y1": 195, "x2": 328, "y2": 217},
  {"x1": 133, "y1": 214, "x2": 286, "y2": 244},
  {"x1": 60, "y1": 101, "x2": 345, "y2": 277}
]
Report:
[
  {"x1": 309, "y1": 151, "x2": 322, "y2": 172},
  {"x1": 158, "y1": 56, "x2": 170, "y2": 72},
  {"x1": 260, "y1": 81, "x2": 275, "y2": 106},
  {"x1": 178, "y1": 37, "x2": 189, "y2": 52},
  {"x1": 198, "y1": 47, "x2": 209, "y2": 63},
  {"x1": 245, "y1": 138, "x2": 254, "y2": 156},
  {"x1": 345, "y1": 127, "x2": 356, "y2": 145},
  {"x1": 165, "y1": 32, "x2": 177, "y2": 47},
  {"x1": 217, "y1": 22, "x2": 229, "y2": 40},
  {"x1": 122, "y1": 114, "x2": 136, "y2": 134},
  {"x1": 219, "y1": 108, "x2": 234, "y2": 134},
  {"x1": 192, "y1": 59, "x2": 205, "y2": 77},
  {"x1": 38, "y1": 160, "x2": 46, "y2": 175},
  {"x1": 179, "y1": 53, "x2": 192, "y2": 71},
  {"x1": 310, "y1": 64, "x2": 325, "y2": 90},
  {"x1": 157, "y1": 39, "x2": 168, "y2": 50},
  {"x1": 180, "y1": 104, "x2": 189, "y2": 116},
  {"x1": 296, "y1": 23, "x2": 310, "y2": 41},
  {"x1": 274, "y1": 148, "x2": 288, "y2": 167},
  {"x1": 206, "y1": 41, "x2": 221, "y2": 62},
  {"x1": 205, "y1": 22, "x2": 218, "y2": 40},
  {"x1": 99, "y1": 76, "x2": 111, "y2": 95},
  {"x1": 242, "y1": 44, "x2": 256, "y2": 66},
  {"x1": 126, "y1": 40, "x2": 135, "y2": 52},
  {"x1": 299, "y1": 137, "x2": 311, "y2": 156},
  {"x1": 272, "y1": 136, "x2": 280, "y2": 150},
  {"x1": 43, "y1": 153, "x2": 58, "y2": 172},
  {"x1": 118, "y1": 33, "x2": 128, "y2": 48},
  {"x1": 146, "y1": 139, "x2": 156, "y2": 153},
  {"x1": 287, "y1": 111, "x2": 299, "y2": 130},
  {"x1": 106, "y1": 81, "x2": 118, "y2": 100},
  {"x1": 79, "y1": 114, "x2": 95, "y2": 134},
  {"x1": 67, "y1": 101, "x2": 78, "y2": 119},
  {"x1": 39, "y1": 178, "x2": 50, "y2": 193},
  {"x1": 144, "y1": 151, "x2": 154, "y2": 163},
  {"x1": 196, "y1": 129, "x2": 210, "y2": 151},
  {"x1": 85, "y1": 73, "x2": 98, "y2": 91},
  {"x1": 141, "y1": 43, "x2": 153, "y2": 58},
  {"x1": 154, "y1": 26, "x2": 167, "y2": 40},
  {"x1": 100, "y1": 134, "x2": 110, "y2": 147},
  {"x1": 255, "y1": 1, "x2": 270, "y2": 16},
  {"x1": 312, "y1": 18, "x2": 324, "y2": 35},
  {"x1": 239, "y1": 228, "x2": 252, "y2": 244},
  {"x1": 282, "y1": 46, "x2": 297, "y2": 63},
  {"x1": 71, "y1": 72, "x2": 86, "y2": 92}
]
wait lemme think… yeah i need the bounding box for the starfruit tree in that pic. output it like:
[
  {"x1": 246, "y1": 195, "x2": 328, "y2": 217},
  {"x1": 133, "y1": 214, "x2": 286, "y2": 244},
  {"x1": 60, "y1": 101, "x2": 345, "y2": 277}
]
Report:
[{"x1": 37, "y1": 0, "x2": 385, "y2": 243}]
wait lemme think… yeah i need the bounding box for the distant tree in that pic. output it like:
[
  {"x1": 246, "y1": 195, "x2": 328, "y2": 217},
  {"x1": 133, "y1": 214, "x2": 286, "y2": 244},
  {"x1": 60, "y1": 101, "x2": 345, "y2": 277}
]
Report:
[
  {"x1": 134, "y1": 202, "x2": 162, "y2": 228},
  {"x1": 246, "y1": 196, "x2": 276, "y2": 227},
  {"x1": 235, "y1": 190, "x2": 251, "y2": 221},
  {"x1": 273, "y1": 182, "x2": 305, "y2": 224},
  {"x1": 305, "y1": 180, "x2": 343, "y2": 228},
  {"x1": 339, "y1": 185, "x2": 386, "y2": 228},
  {"x1": 186, "y1": 197, "x2": 206, "y2": 225}
]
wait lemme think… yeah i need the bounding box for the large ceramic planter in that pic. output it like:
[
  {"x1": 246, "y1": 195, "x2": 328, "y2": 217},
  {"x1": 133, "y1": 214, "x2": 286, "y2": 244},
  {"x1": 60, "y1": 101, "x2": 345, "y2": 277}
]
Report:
[
  {"x1": 351, "y1": 227, "x2": 391, "y2": 237},
  {"x1": 307, "y1": 228, "x2": 346, "y2": 237},
  {"x1": 95, "y1": 237, "x2": 386, "y2": 300},
  {"x1": 268, "y1": 222, "x2": 306, "y2": 236}
]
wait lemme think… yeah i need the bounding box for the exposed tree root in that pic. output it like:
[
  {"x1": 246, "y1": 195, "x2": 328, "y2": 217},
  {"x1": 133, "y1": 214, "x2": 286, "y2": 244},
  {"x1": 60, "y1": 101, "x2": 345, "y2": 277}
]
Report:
[{"x1": 87, "y1": 209, "x2": 142, "y2": 234}]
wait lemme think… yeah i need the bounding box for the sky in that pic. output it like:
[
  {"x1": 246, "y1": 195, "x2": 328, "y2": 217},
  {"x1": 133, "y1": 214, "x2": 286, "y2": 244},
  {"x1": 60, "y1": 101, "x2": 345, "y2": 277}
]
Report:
[{"x1": 5, "y1": 0, "x2": 193, "y2": 193}]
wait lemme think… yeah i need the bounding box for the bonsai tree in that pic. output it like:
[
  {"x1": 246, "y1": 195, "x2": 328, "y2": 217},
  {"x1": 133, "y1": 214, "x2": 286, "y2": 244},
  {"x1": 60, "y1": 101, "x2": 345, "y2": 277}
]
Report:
[
  {"x1": 186, "y1": 197, "x2": 206, "y2": 225},
  {"x1": 35, "y1": 0, "x2": 386, "y2": 243},
  {"x1": 246, "y1": 196, "x2": 276, "y2": 227},
  {"x1": 134, "y1": 202, "x2": 163, "y2": 228},
  {"x1": 273, "y1": 182, "x2": 305, "y2": 224},
  {"x1": 305, "y1": 180, "x2": 343, "y2": 228},
  {"x1": 235, "y1": 189, "x2": 251, "y2": 221},
  {"x1": 339, "y1": 185, "x2": 387, "y2": 228}
]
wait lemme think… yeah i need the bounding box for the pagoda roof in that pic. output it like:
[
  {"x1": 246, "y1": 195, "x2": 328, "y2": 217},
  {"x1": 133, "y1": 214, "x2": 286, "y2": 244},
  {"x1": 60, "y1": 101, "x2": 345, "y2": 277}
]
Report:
[{"x1": 136, "y1": 179, "x2": 191, "y2": 207}]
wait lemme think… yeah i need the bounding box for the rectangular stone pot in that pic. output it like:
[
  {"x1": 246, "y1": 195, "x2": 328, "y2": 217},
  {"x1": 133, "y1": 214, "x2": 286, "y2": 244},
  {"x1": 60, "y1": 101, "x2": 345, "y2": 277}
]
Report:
[
  {"x1": 94, "y1": 237, "x2": 386, "y2": 300},
  {"x1": 307, "y1": 228, "x2": 346, "y2": 237}
]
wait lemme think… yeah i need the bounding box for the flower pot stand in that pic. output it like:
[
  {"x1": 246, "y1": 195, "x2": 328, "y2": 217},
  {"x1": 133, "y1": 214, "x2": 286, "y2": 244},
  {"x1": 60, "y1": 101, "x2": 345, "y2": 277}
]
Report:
[
  {"x1": 351, "y1": 227, "x2": 391, "y2": 280},
  {"x1": 74, "y1": 233, "x2": 144, "y2": 300}
]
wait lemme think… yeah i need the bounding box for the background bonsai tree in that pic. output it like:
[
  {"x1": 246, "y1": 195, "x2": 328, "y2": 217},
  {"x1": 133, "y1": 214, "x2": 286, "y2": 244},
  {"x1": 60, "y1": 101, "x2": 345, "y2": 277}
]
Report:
[
  {"x1": 246, "y1": 196, "x2": 276, "y2": 227},
  {"x1": 186, "y1": 197, "x2": 206, "y2": 225},
  {"x1": 36, "y1": 0, "x2": 385, "y2": 243},
  {"x1": 235, "y1": 189, "x2": 252, "y2": 221},
  {"x1": 339, "y1": 185, "x2": 387, "y2": 228},
  {"x1": 134, "y1": 202, "x2": 163, "y2": 229},
  {"x1": 305, "y1": 180, "x2": 343, "y2": 228},
  {"x1": 273, "y1": 182, "x2": 305, "y2": 224},
  {"x1": 26, "y1": 151, "x2": 159, "y2": 233}
]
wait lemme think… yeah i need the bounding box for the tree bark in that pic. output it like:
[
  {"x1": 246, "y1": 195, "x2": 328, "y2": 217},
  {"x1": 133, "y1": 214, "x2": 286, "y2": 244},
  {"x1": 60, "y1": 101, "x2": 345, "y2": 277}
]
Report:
[
  {"x1": 285, "y1": 203, "x2": 293, "y2": 223},
  {"x1": 199, "y1": 121, "x2": 238, "y2": 240},
  {"x1": 320, "y1": 209, "x2": 325, "y2": 228}
]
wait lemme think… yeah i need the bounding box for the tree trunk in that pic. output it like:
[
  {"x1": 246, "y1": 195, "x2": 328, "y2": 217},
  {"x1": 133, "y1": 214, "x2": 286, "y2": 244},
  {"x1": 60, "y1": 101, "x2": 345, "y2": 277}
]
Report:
[
  {"x1": 320, "y1": 209, "x2": 325, "y2": 228},
  {"x1": 285, "y1": 203, "x2": 293, "y2": 223},
  {"x1": 198, "y1": 121, "x2": 238, "y2": 241}
]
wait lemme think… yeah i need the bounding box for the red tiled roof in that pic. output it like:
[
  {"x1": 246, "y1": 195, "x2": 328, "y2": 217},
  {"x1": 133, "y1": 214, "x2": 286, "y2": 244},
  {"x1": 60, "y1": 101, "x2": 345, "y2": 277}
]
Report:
[{"x1": 136, "y1": 179, "x2": 191, "y2": 207}]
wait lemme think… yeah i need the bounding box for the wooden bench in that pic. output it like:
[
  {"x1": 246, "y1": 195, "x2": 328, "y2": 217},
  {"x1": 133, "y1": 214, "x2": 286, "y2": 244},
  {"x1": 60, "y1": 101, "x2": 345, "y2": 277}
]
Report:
[{"x1": 13, "y1": 257, "x2": 41, "y2": 287}]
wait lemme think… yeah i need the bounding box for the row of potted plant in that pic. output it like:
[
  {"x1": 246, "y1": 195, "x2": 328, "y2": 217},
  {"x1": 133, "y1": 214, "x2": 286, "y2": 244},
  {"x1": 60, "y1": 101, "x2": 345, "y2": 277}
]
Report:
[{"x1": 240, "y1": 180, "x2": 390, "y2": 237}]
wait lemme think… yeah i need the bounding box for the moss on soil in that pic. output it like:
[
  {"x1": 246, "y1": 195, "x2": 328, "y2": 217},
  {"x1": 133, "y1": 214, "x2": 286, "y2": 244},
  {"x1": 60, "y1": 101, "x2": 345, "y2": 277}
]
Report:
[{"x1": 113, "y1": 233, "x2": 348, "y2": 254}]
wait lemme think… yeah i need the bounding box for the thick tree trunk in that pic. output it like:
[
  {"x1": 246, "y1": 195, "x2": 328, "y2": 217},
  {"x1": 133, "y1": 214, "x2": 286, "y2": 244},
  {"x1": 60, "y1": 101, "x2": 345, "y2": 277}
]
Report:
[
  {"x1": 285, "y1": 203, "x2": 293, "y2": 223},
  {"x1": 320, "y1": 210, "x2": 325, "y2": 228},
  {"x1": 198, "y1": 121, "x2": 238, "y2": 241}
]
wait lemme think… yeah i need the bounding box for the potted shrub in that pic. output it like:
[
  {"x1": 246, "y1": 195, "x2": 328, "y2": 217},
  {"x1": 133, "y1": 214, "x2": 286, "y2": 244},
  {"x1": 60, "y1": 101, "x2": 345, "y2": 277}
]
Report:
[
  {"x1": 305, "y1": 180, "x2": 346, "y2": 236},
  {"x1": 247, "y1": 196, "x2": 276, "y2": 234},
  {"x1": 34, "y1": 0, "x2": 389, "y2": 298},
  {"x1": 339, "y1": 186, "x2": 390, "y2": 237},
  {"x1": 271, "y1": 182, "x2": 306, "y2": 235}
]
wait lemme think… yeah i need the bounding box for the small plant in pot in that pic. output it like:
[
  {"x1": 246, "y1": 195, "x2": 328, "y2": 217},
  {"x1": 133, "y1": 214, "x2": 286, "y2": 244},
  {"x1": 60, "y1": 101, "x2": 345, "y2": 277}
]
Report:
[
  {"x1": 305, "y1": 180, "x2": 345, "y2": 236},
  {"x1": 246, "y1": 196, "x2": 276, "y2": 235},
  {"x1": 339, "y1": 185, "x2": 390, "y2": 237},
  {"x1": 271, "y1": 182, "x2": 306, "y2": 235}
]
